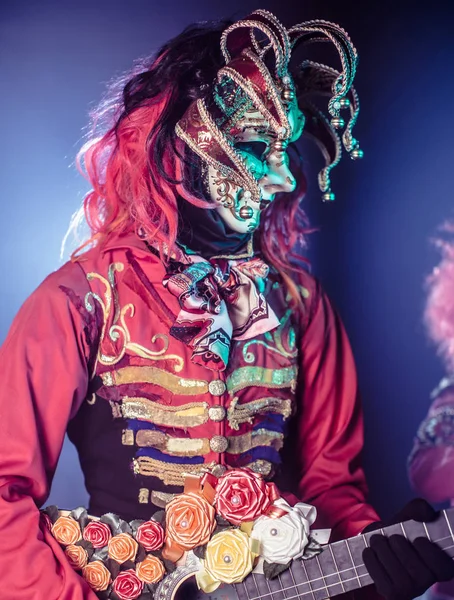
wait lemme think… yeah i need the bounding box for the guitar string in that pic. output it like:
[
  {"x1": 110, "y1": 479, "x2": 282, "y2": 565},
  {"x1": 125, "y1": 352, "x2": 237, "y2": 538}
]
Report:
[
  {"x1": 344, "y1": 538, "x2": 361, "y2": 588},
  {"x1": 242, "y1": 538, "x2": 454, "y2": 600},
  {"x1": 315, "y1": 552, "x2": 329, "y2": 598},
  {"x1": 299, "y1": 558, "x2": 316, "y2": 600},
  {"x1": 277, "y1": 572, "x2": 288, "y2": 599},
  {"x1": 328, "y1": 544, "x2": 345, "y2": 594}
]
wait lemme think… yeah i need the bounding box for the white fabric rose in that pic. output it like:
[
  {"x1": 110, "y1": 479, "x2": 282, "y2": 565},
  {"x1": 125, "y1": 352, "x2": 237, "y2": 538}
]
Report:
[{"x1": 251, "y1": 499, "x2": 317, "y2": 565}]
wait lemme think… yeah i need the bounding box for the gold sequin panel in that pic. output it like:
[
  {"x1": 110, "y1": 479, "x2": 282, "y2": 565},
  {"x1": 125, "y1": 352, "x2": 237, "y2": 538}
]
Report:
[
  {"x1": 100, "y1": 366, "x2": 209, "y2": 395},
  {"x1": 226, "y1": 366, "x2": 297, "y2": 395},
  {"x1": 118, "y1": 397, "x2": 209, "y2": 428}
]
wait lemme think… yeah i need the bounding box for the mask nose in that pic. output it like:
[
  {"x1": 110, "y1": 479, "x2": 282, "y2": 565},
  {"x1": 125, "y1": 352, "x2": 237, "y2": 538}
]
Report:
[{"x1": 258, "y1": 146, "x2": 296, "y2": 195}]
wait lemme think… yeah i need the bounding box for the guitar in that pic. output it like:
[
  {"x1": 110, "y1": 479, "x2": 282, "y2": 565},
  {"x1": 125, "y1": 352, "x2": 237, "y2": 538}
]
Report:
[{"x1": 155, "y1": 507, "x2": 454, "y2": 600}]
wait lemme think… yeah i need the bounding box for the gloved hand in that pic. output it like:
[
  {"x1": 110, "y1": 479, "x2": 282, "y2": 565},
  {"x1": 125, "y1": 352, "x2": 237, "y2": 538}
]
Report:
[{"x1": 362, "y1": 499, "x2": 454, "y2": 600}]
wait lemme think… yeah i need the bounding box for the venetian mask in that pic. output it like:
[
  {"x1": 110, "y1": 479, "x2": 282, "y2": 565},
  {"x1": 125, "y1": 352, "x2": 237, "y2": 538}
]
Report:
[
  {"x1": 206, "y1": 105, "x2": 305, "y2": 233},
  {"x1": 176, "y1": 9, "x2": 362, "y2": 233}
]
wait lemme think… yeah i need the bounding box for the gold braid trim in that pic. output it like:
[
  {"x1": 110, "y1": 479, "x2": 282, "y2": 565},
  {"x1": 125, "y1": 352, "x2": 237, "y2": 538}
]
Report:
[
  {"x1": 132, "y1": 457, "x2": 217, "y2": 486},
  {"x1": 227, "y1": 396, "x2": 293, "y2": 430},
  {"x1": 100, "y1": 366, "x2": 209, "y2": 395},
  {"x1": 119, "y1": 397, "x2": 209, "y2": 428}
]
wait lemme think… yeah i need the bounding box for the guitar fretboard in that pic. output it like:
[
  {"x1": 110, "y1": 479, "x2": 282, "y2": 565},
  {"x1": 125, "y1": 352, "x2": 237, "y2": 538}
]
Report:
[{"x1": 231, "y1": 507, "x2": 454, "y2": 600}]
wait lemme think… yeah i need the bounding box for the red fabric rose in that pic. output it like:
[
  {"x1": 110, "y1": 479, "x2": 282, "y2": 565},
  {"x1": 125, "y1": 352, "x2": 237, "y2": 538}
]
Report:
[
  {"x1": 214, "y1": 468, "x2": 275, "y2": 524},
  {"x1": 136, "y1": 520, "x2": 165, "y2": 551},
  {"x1": 40, "y1": 512, "x2": 53, "y2": 532},
  {"x1": 83, "y1": 521, "x2": 112, "y2": 549},
  {"x1": 112, "y1": 569, "x2": 144, "y2": 600}
]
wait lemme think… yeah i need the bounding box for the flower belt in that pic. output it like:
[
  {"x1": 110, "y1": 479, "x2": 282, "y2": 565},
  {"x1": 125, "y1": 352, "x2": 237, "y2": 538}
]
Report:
[{"x1": 42, "y1": 468, "x2": 329, "y2": 599}]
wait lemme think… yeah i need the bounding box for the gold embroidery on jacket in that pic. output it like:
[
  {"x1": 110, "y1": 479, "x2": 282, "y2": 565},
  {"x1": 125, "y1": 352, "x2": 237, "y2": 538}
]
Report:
[
  {"x1": 226, "y1": 366, "x2": 297, "y2": 394},
  {"x1": 122, "y1": 429, "x2": 135, "y2": 445},
  {"x1": 138, "y1": 488, "x2": 149, "y2": 504},
  {"x1": 128, "y1": 429, "x2": 210, "y2": 456},
  {"x1": 227, "y1": 429, "x2": 284, "y2": 454},
  {"x1": 85, "y1": 263, "x2": 183, "y2": 370},
  {"x1": 242, "y1": 309, "x2": 297, "y2": 363},
  {"x1": 150, "y1": 491, "x2": 176, "y2": 508},
  {"x1": 100, "y1": 366, "x2": 209, "y2": 396},
  {"x1": 246, "y1": 459, "x2": 274, "y2": 477},
  {"x1": 227, "y1": 396, "x2": 293, "y2": 430},
  {"x1": 124, "y1": 427, "x2": 281, "y2": 457},
  {"x1": 132, "y1": 457, "x2": 216, "y2": 486},
  {"x1": 138, "y1": 488, "x2": 177, "y2": 507},
  {"x1": 119, "y1": 397, "x2": 209, "y2": 428}
]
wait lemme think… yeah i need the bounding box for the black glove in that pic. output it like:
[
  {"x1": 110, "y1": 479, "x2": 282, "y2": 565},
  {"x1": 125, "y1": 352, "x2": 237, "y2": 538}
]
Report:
[{"x1": 362, "y1": 499, "x2": 454, "y2": 600}]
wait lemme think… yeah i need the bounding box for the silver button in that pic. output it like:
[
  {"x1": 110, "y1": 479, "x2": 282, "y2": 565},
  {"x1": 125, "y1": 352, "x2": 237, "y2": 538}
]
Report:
[
  {"x1": 211, "y1": 464, "x2": 227, "y2": 477},
  {"x1": 208, "y1": 406, "x2": 226, "y2": 422},
  {"x1": 208, "y1": 380, "x2": 226, "y2": 396},
  {"x1": 209, "y1": 435, "x2": 229, "y2": 453}
]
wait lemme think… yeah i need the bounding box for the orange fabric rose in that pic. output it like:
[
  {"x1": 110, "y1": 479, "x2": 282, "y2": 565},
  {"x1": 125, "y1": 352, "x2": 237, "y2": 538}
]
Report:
[
  {"x1": 136, "y1": 555, "x2": 166, "y2": 584},
  {"x1": 51, "y1": 516, "x2": 82, "y2": 545},
  {"x1": 65, "y1": 544, "x2": 88, "y2": 570},
  {"x1": 165, "y1": 492, "x2": 216, "y2": 555},
  {"x1": 108, "y1": 533, "x2": 138, "y2": 564},
  {"x1": 82, "y1": 560, "x2": 112, "y2": 592}
]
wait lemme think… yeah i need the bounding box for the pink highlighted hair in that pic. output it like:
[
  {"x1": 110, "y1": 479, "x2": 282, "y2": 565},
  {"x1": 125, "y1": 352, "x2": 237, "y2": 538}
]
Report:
[
  {"x1": 69, "y1": 21, "x2": 311, "y2": 311},
  {"x1": 425, "y1": 222, "x2": 454, "y2": 372}
]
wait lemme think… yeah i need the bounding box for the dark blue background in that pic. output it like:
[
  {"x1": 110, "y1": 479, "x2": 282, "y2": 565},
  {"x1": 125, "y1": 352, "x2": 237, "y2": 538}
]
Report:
[{"x1": 1, "y1": 0, "x2": 453, "y2": 518}]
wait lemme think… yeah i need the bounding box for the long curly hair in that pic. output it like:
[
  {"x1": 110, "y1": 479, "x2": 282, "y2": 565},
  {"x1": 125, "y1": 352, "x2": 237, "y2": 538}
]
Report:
[
  {"x1": 70, "y1": 20, "x2": 311, "y2": 309},
  {"x1": 425, "y1": 223, "x2": 454, "y2": 372}
]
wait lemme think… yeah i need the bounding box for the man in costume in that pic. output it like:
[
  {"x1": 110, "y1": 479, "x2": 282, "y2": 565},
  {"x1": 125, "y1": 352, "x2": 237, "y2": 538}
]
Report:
[
  {"x1": 409, "y1": 231, "x2": 454, "y2": 600},
  {"x1": 0, "y1": 10, "x2": 453, "y2": 600}
]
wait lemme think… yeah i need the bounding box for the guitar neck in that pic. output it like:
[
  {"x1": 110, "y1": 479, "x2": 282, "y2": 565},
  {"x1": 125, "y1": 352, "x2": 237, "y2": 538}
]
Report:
[{"x1": 233, "y1": 507, "x2": 454, "y2": 600}]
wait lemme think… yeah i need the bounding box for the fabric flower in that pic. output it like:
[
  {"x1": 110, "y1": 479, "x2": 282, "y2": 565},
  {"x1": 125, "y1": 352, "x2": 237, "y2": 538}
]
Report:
[
  {"x1": 112, "y1": 569, "x2": 144, "y2": 600},
  {"x1": 108, "y1": 533, "x2": 138, "y2": 564},
  {"x1": 82, "y1": 560, "x2": 112, "y2": 592},
  {"x1": 136, "y1": 554, "x2": 166, "y2": 584},
  {"x1": 83, "y1": 521, "x2": 112, "y2": 549},
  {"x1": 251, "y1": 500, "x2": 316, "y2": 564},
  {"x1": 197, "y1": 529, "x2": 255, "y2": 592},
  {"x1": 51, "y1": 516, "x2": 82, "y2": 545},
  {"x1": 215, "y1": 468, "x2": 275, "y2": 524},
  {"x1": 136, "y1": 520, "x2": 165, "y2": 551},
  {"x1": 40, "y1": 512, "x2": 53, "y2": 532},
  {"x1": 165, "y1": 492, "x2": 216, "y2": 551},
  {"x1": 65, "y1": 544, "x2": 89, "y2": 570}
]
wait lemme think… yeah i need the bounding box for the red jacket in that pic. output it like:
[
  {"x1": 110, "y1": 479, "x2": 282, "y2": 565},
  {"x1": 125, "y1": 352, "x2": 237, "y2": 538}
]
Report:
[{"x1": 0, "y1": 233, "x2": 379, "y2": 599}]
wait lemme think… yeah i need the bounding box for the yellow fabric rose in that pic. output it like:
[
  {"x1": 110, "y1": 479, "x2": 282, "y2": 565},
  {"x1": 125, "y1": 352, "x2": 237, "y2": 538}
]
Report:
[{"x1": 197, "y1": 529, "x2": 255, "y2": 593}]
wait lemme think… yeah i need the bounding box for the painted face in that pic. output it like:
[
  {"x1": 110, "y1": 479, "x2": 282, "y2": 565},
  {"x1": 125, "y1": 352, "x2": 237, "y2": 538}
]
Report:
[{"x1": 207, "y1": 103, "x2": 305, "y2": 233}]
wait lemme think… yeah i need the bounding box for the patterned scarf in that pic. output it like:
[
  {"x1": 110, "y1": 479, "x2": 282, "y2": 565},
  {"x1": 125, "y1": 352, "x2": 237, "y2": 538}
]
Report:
[{"x1": 163, "y1": 254, "x2": 279, "y2": 371}]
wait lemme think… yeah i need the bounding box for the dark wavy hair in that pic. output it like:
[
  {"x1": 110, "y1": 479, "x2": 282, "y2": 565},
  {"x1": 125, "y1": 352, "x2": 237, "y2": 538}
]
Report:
[{"x1": 72, "y1": 19, "x2": 311, "y2": 309}]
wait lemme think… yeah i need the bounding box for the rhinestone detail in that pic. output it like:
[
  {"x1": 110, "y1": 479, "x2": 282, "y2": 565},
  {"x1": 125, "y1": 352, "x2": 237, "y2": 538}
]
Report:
[
  {"x1": 210, "y1": 435, "x2": 229, "y2": 453},
  {"x1": 208, "y1": 380, "x2": 227, "y2": 396},
  {"x1": 211, "y1": 464, "x2": 227, "y2": 477},
  {"x1": 208, "y1": 406, "x2": 226, "y2": 422}
]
